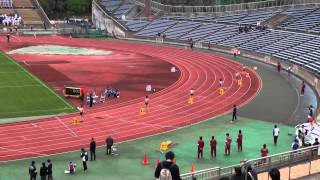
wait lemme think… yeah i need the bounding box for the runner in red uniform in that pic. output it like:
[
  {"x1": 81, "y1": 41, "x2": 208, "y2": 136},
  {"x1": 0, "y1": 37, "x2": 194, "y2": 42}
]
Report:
[
  {"x1": 210, "y1": 136, "x2": 217, "y2": 157},
  {"x1": 197, "y1": 136, "x2": 204, "y2": 159},
  {"x1": 225, "y1": 133, "x2": 232, "y2": 156},
  {"x1": 261, "y1": 144, "x2": 269, "y2": 163}
]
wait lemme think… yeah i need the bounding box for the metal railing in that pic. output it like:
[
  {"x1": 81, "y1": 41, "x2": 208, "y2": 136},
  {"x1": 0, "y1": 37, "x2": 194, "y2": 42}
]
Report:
[
  {"x1": 130, "y1": 0, "x2": 320, "y2": 15},
  {"x1": 180, "y1": 145, "x2": 320, "y2": 180},
  {"x1": 33, "y1": 0, "x2": 51, "y2": 27}
]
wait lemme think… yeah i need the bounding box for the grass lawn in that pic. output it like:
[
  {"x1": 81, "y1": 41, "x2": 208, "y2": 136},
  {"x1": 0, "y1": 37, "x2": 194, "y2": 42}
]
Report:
[
  {"x1": 0, "y1": 51, "x2": 76, "y2": 122},
  {"x1": 0, "y1": 115, "x2": 296, "y2": 180}
]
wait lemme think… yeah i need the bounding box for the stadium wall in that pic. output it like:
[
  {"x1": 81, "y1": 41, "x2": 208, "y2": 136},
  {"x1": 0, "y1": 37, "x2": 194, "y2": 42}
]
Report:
[{"x1": 92, "y1": 0, "x2": 127, "y2": 38}]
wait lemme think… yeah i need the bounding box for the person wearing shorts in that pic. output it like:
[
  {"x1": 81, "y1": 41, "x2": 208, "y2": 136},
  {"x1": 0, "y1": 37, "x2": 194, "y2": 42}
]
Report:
[
  {"x1": 219, "y1": 79, "x2": 223, "y2": 87},
  {"x1": 145, "y1": 95, "x2": 149, "y2": 107},
  {"x1": 225, "y1": 133, "x2": 232, "y2": 156},
  {"x1": 79, "y1": 106, "x2": 84, "y2": 122},
  {"x1": 190, "y1": 88, "x2": 194, "y2": 97}
]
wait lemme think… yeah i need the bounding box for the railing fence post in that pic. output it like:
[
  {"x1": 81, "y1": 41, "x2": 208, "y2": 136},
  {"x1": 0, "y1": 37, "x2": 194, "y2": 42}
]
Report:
[
  {"x1": 308, "y1": 157, "x2": 311, "y2": 176},
  {"x1": 289, "y1": 166, "x2": 291, "y2": 180}
]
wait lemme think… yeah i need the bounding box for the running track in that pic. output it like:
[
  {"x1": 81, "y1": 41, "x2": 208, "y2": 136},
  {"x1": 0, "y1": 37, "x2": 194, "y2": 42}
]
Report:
[{"x1": 0, "y1": 36, "x2": 261, "y2": 162}]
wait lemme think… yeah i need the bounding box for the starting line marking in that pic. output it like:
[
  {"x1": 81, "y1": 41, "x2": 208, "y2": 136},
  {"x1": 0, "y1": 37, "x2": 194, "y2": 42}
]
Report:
[{"x1": 55, "y1": 117, "x2": 78, "y2": 137}]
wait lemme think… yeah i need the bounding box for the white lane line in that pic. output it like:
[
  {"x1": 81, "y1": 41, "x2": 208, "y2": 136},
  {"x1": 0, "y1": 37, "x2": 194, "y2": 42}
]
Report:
[
  {"x1": 31, "y1": 123, "x2": 39, "y2": 128},
  {"x1": 0, "y1": 84, "x2": 41, "y2": 89},
  {"x1": 0, "y1": 107, "x2": 73, "y2": 115},
  {"x1": 2, "y1": 53, "x2": 74, "y2": 110},
  {"x1": 0, "y1": 146, "x2": 47, "y2": 156},
  {"x1": 55, "y1": 116, "x2": 78, "y2": 137},
  {"x1": 23, "y1": 60, "x2": 30, "y2": 66}
]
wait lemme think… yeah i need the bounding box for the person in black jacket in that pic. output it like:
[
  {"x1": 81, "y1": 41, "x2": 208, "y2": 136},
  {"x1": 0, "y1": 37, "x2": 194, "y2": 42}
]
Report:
[
  {"x1": 80, "y1": 148, "x2": 88, "y2": 173},
  {"x1": 154, "y1": 151, "x2": 181, "y2": 180},
  {"x1": 90, "y1": 137, "x2": 96, "y2": 161},
  {"x1": 231, "y1": 166, "x2": 244, "y2": 180},
  {"x1": 29, "y1": 161, "x2": 37, "y2": 180},
  {"x1": 269, "y1": 168, "x2": 280, "y2": 180},
  {"x1": 106, "y1": 136, "x2": 113, "y2": 155},
  {"x1": 39, "y1": 162, "x2": 47, "y2": 180},
  {"x1": 232, "y1": 105, "x2": 237, "y2": 122},
  {"x1": 246, "y1": 165, "x2": 258, "y2": 180},
  {"x1": 47, "y1": 159, "x2": 53, "y2": 180}
]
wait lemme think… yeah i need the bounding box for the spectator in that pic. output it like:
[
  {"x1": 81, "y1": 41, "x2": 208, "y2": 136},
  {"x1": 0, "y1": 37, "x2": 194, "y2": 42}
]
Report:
[
  {"x1": 308, "y1": 105, "x2": 314, "y2": 117},
  {"x1": 269, "y1": 168, "x2": 280, "y2": 180},
  {"x1": 29, "y1": 161, "x2": 37, "y2": 180},
  {"x1": 261, "y1": 144, "x2": 269, "y2": 163},
  {"x1": 90, "y1": 137, "x2": 96, "y2": 161},
  {"x1": 314, "y1": 138, "x2": 319, "y2": 146},
  {"x1": 231, "y1": 166, "x2": 244, "y2": 180},
  {"x1": 292, "y1": 139, "x2": 299, "y2": 151},
  {"x1": 106, "y1": 136, "x2": 114, "y2": 155},
  {"x1": 154, "y1": 151, "x2": 181, "y2": 180},
  {"x1": 80, "y1": 148, "x2": 88, "y2": 173},
  {"x1": 0, "y1": 13, "x2": 21, "y2": 26},
  {"x1": 47, "y1": 159, "x2": 53, "y2": 180},
  {"x1": 40, "y1": 162, "x2": 47, "y2": 180},
  {"x1": 246, "y1": 165, "x2": 258, "y2": 180},
  {"x1": 273, "y1": 125, "x2": 280, "y2": 145},
  {"x1": 300, "y1": 125, "x2": 306, "y2": 146}
]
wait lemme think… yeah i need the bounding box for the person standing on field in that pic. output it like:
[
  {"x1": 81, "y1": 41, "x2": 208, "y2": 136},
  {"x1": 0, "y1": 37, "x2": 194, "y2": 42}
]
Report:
[
  {"x1": 197, "y1": 136, "x2": 204, "y2": 159},
  {"x1": 47, "y1": 159, "x2": 53, "y2": 180},
  {"x1": 90, "y1": 138, "x2": 96, "y2": 161},
  {"x1": 237, "y1": 130, "x2": 243, "y2": 152},
  {"x1": 210, "y1": 136, "x2": 217, "y2": 157},
  {"x1": 273, "y1": 125, "x2": 280, "y2": 145}
]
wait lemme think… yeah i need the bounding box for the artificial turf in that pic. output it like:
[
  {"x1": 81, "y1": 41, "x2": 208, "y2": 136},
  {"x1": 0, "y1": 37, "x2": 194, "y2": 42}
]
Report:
[
  {"x1": 0, "y1": 52, "x2": 75, "y2": 121},
  {"x1": 0, "y1": 115, "x2": 295, "y2": 180}
]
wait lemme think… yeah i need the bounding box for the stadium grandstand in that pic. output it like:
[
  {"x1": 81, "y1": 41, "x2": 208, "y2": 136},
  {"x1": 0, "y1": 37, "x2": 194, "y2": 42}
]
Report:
[
  {"x1": 0, "y1": 0, "x2": 48, "y2": 28},
  {"x1": 1, "y1": 0, "x2": 320, "y2": 180},
  {"x1": 0, "y1": 0, "x2": 12, "y2": 7}
]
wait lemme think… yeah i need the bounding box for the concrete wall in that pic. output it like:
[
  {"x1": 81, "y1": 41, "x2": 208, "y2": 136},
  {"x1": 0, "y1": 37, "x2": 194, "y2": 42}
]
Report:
[{"x1": 92, "y1": 0, "x2": 127, "y2": 38}]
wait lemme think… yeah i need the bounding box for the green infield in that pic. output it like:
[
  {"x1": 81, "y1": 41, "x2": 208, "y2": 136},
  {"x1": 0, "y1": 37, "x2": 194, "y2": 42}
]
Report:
[
  {"x1": 0, "y1": 115, "x2": 295, "y2": 180},
  {"x1": 0, "y1": 52, "x2": 76, "y2": 122}
]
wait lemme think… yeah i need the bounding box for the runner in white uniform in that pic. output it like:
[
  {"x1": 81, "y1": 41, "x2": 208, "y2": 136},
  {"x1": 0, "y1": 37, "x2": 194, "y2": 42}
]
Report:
[{"x1": 190, "y1": 88, "x2": 194, "y2": 97}]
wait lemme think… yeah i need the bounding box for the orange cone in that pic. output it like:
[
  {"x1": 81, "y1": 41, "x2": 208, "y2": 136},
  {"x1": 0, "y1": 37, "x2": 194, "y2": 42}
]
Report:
[
  {"x1": 190, "y1": 163, "x2": 195, "y2": 173},
  {"x1": 142, "y1": 153, "x2": 149, "y2": 165}
]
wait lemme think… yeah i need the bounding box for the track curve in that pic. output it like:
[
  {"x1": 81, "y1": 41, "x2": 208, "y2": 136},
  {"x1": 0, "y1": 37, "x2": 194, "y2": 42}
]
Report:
[{"x1": 0, "y1": 36, "x2": 261, "y2": 162}]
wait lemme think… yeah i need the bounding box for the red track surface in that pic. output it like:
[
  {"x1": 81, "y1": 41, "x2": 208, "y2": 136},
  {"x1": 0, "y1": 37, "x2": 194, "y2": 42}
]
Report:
[{"x1": 0, "y1": 36, "x2": 261, "y2": 162}]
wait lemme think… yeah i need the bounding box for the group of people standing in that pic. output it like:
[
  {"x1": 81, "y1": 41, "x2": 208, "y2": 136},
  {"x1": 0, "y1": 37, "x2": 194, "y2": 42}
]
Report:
[
  {"x1": 28, "y1": 160, "x2": 53, "y2": 180},
  {"x1": 77, "y1": 136, "x2": 114, "y2": 174},
  {"x1": 196, "y1": 130, "x2": 243, "y2": 159}
]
